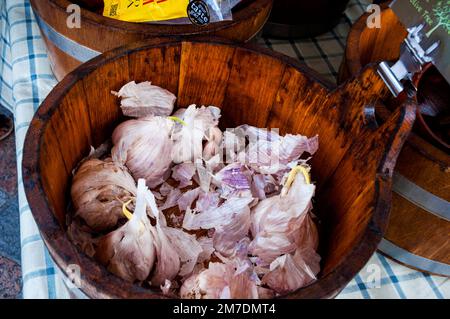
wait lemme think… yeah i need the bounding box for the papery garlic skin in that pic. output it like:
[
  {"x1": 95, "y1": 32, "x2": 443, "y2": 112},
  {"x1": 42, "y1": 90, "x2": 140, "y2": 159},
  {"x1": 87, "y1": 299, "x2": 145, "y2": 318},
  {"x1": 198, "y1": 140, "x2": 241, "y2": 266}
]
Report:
[
  {"x1": 203, "y1": 127, "x2": 223, "y2": 161},
  {"x1": 183, "y1": 196, "x2": 253, "y2": 256},
  {"x1": 71, "y1": 158, "x2": 137, "y2": 232},
  {"x1": 181, "y1": 239, "x2": 260, "y2": 299},
  {"x1": 172, "y1": 163, "x2": 196, "y2": 188},
  {"x1": 112, "y1": 116, "x2": 174, "y2": 188},
  {"x1": 179, "y1": 262, "x2": 234, "y2": 299},
  {"x1": 180, "y1": 258, "x2": 259, "y2": 299},
  {"x1": 262, "y1": 247, "x2": 320, "y2": 294},
  {"x1": 95, "y1": 179, "x2": 156, "y2": 283},
  {"x1": 164, "y1": 227, "x2": 203, "y2": 278},
  {"x1": 112, "y1": 81, "x2": 176, "y2": 118},
  {"x1": 150, "y1": 224, "x2": 181, "y2": 287},
  {"x1": 143, "y1": 189, "x2": 181, "y2": 287},
  {"x1": 67, "y1": 219, "x2": 98, "y2": 257},
  {"x1": 171, "y1": 105, "x2": 221, "y2": 164},
  {"x1": 213, "y1": 163, "x2": 253, "y2": 199},
  {"x1": 195, "y1": 191, "x2": 220, "y2": 213},
  {"x1": 177, "y1": 187, "x2": 202, "y2": 212},
  {"x1": 233, "y1": 125, "x2": 319, "y2": 174}
]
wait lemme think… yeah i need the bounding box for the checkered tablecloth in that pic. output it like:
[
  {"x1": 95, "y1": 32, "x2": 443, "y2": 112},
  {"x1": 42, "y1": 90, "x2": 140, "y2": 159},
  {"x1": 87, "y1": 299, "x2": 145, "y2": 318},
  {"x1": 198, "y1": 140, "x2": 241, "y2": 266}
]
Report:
[{"x1": 1, "y1": 0, "x2": 448, "y2": 299}]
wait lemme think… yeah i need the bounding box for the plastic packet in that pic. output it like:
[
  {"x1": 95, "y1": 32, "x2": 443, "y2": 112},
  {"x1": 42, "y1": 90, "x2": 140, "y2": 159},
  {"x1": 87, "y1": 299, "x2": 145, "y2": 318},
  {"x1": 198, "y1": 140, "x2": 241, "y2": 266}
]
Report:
[{"x1": 103, "y1": 0, "x2": 239, "y2": 24}]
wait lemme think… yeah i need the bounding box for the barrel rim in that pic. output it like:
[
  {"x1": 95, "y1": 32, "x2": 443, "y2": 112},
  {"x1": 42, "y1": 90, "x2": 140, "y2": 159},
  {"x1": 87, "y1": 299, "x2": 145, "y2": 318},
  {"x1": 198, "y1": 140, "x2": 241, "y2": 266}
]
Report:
[
  {"x1": 22, "y1": 37, "x2": 411, "y2": 299},
  {"x1": 39, "y1": 0, "x2": 273, "y2": 35}
]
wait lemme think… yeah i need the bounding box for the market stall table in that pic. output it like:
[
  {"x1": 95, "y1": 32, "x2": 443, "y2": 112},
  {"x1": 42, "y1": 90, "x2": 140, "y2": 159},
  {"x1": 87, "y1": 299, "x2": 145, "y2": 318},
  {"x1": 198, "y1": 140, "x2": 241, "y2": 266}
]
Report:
[{"x1": 0, "y1": 0, "x2": 448, "y2": 299}]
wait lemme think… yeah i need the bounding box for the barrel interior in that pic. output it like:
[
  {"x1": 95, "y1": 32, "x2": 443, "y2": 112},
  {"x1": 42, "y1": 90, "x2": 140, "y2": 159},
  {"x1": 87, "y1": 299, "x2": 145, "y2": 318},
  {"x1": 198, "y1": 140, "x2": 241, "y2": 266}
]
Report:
[{"x1": 29, "y1": 41, "x2": 412, "y2": 298}]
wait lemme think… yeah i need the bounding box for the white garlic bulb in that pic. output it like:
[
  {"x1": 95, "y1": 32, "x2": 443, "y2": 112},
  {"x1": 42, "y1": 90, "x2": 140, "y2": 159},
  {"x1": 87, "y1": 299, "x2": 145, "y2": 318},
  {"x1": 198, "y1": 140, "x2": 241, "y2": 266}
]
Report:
[
  {"x1": 112, "y1": 81, "x2": 176, "y2": 118},
  {"x1": 112, "y1": 116, "x2": 174, "y2": 188},
  {"x1": 249, "y1": 166, "x2": 318, "y2": 264},
  {"x1": 171, "y1": 105, "x2": 221, "y2": 164}
]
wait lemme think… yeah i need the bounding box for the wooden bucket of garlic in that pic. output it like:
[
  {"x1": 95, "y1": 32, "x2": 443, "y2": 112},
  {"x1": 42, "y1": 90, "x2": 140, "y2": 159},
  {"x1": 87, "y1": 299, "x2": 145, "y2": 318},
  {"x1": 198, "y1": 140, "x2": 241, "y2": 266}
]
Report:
[{"x1": 22, "y1": 38, "x2": 415, "y2": 299}]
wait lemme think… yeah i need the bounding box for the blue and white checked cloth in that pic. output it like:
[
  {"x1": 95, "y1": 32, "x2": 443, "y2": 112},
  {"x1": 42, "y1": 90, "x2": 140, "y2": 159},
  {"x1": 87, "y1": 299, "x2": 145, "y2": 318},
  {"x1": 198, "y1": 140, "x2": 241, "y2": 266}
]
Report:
[{"x1": 1, "y1": 0, "x2": 448, "y2": 299}]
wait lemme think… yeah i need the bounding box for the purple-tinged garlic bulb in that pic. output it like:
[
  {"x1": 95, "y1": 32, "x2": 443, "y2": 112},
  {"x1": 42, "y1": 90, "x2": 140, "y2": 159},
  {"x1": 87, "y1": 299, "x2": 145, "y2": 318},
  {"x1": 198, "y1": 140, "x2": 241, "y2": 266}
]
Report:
[
  {"x1": 71, "y1": 158, "x2": 137, "y2": 232},
  {"x1": 95, "y1": 179, "x2": 156, "y2": 282},
  {"x1": 171, "y1": 105, "x2": 221, "y2": 164},
  {"x1": 112, "y1": 81, "x2": 176, "y2": 118},
  {"x1": 112, "y1": 116, "x2": 174, "y2": 188},
  {"x1": 249, "y1": 165, "x2": 318, "y2": 265}
]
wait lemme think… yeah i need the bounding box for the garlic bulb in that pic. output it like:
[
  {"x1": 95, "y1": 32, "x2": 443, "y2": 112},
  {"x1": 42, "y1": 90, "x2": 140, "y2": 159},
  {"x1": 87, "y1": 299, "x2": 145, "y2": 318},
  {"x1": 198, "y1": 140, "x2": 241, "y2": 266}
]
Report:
[
  {"x1": 249, "y1": 165, "x2": 317, "y2": 264},
  {"x1": 71, "y1": 158, "x2": 137, "y2": 232},
  {"x1": 95, "y1": 179, "x2": 156, "y2": 282},
  {"x1": 112, "y1": 116, "x2": 174, "y2": 188},
  {"x1": 112, "y1": 81, "x2": 176, "y2": 118},
  {"x1": 171, "y1": 105, "x2": 221, "y2": 164}
]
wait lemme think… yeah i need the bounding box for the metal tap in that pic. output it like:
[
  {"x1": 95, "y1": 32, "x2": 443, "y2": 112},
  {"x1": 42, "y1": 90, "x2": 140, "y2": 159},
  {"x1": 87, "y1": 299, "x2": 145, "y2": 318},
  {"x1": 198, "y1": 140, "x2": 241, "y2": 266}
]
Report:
[{"x1": 377, "y1": 23, "x2": 440, "y2": 97}]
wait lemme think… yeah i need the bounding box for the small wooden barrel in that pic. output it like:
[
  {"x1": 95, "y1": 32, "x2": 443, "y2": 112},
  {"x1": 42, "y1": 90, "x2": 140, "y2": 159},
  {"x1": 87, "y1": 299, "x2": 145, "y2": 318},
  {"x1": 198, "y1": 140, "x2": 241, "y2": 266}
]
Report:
[
  {"x1": 30, "y1": 0, "x2": 273, "y2": 80},
  {"x1": 264, "y1": 0, "x2": 350, "y2": 38},
  {"x1": 339, "y1": 7, "x2": 450, "y2": 277},
  {"x1": 22, "y1": 38, "x2": 414, "y2": 298}
]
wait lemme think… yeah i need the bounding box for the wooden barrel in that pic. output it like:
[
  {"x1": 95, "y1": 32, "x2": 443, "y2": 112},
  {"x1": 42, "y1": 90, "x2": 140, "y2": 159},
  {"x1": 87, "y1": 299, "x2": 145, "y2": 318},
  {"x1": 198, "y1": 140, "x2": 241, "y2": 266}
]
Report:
[
  {"x1": 22, "y1": 38, "x2": 414, "y2": 298},
  {"x1": 30, "y1": 0, "x2": 273, "y2": 80},
  {"x1": 263, "y1": 0, "x2": 350, "y2": 38},
  {"x1": 339, "y1": 7, "x2": 450, "y2": 277}
]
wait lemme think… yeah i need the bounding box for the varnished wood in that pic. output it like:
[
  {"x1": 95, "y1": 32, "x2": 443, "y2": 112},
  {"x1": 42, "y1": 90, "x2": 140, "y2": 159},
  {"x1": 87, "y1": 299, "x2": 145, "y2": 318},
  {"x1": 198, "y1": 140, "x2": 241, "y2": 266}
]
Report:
[
  {"x1": 30, "y1": 0, "x2": 273, "y2": 81},
  {"x1": 22, "y1": 39, "x2": 414, "y2": 299},
  {"x1": 339, "y1": 6, "x2": 450, "y2": 273}
]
